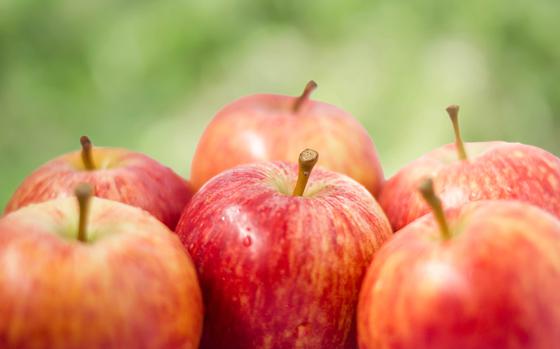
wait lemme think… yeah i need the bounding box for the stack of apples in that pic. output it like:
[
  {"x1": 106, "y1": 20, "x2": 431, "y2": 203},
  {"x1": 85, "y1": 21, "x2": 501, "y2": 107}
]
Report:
[{"x1": 0, "y1": 81, "x2": 559, "y2": 349}]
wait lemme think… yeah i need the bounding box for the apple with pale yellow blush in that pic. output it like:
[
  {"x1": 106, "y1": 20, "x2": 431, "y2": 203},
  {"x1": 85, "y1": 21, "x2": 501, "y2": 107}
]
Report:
[
  {"x1": 0, "y1": 184, "x2": 203, "y2": 348},
  {"x1": 378, "y1": 105, "x2": 560, "y2": 231},
  {"x1": 358, "y1": 178, "x2": 560, "y2": 349},
  {"x1": 5, "y1": 136, "x2": 193, "y2": 229},
  {"x1": 190, "y1": 81, "x2": 384, "y2": 195}
]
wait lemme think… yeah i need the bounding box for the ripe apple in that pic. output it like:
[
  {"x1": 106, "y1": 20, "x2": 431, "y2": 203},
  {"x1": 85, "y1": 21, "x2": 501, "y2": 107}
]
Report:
[
  {"x1": 176, "y1": 149, "x2": 392, "y2": 348},
  {"x1": 358, "y1": 179, "x2": 560, "y2": 349},
  {"x1": 0, "y1": 184, "x2": 203, "y2": 349},
  {"x1": 189, "y1": 81, "x2": 385, "y2": 195},
  {"x1": 378, "y1": 105, "x2": 560, "y2": 231},
  {"x1": 4, "y1": 136, "x2": 193, "y2": 229}
]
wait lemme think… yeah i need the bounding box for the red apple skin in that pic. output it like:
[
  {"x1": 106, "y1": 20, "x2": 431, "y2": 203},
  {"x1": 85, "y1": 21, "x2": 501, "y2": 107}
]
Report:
[
  {"x1": 358, "y1": 200, "x2": 560, "y2": 349},
  {"x1": 4, "y1": 147, "x2": 193, "y2": 230},
  {"x1": 190, "y1": 93, "x2": 384, "y2": 196},
  {"x1": 0, "y1": 196, "x2": 203, "y2": 349},
  {"x1": 378, "y1": 142, "x2": 560, "y2": 231},
  {"x1": 176, "y1": 161, "x2": 392, "y2": 348}
]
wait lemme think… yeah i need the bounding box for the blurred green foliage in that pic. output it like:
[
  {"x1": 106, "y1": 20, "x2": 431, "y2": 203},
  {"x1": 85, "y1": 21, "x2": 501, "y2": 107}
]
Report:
[{"x1": 1, "y1": 0, "x2": 559, "y2": 207}]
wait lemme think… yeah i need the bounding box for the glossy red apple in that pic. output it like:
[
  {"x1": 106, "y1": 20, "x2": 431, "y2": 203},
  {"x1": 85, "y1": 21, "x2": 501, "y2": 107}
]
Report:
[
  {"x1": 177, "y1": 149, "x2": 392, "y2": 348},
  {"x1": 190, "y1": 81, "x2": 384, "y2": 195},
  {"x1": 358, "y1": 179, "x2": 560, "y2": 349},
  {"x1": 0, "y1": 184, "x2": 203, "y2": 349},
  {"x1": 5, "y1": 136, "x2": 193, "y2": 229},
  {"x1": 378, "y1": 105, "x2": 560, "y2": 231}
]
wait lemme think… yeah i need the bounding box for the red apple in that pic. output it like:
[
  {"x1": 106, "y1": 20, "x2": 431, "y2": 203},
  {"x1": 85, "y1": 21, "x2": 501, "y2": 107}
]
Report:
[
  {"x1": 0, "y1": 184, "x2": 203, "y2": 349},
  {"x1": 378, "y1": 105, "x2": 560, "y2": 231},
  {"x1": 190, "y1": 81, "x2": 384, "y2": 195},
  {"x1": 358, "y1": 179, "x2": 560, "y2": 349},
  {"x1": 4, "y1": 136, "x2": 193, "y2": 230},
  {"x1": 176, "y1": 149, "x2": 392, "y2": 348}
]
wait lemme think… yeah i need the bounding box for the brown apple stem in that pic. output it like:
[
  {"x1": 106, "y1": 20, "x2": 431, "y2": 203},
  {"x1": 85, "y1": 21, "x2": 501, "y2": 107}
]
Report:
[
  {"x1": 75, "y1": 183, "x2": 93, "y2": 243},
  {"x1": 293, "y1": 80, "x2": 318, "y2": 113},
  {"x1": 80, "y1": 136, "x2": 96, "y2": 170},
  {"x1": 419, "y1": 178, "x2": 451, "y2": 240},
  {"x1": 292, "y1": 149, "x2": 319, "y2": 196},
  {"x1": 446, "y1": 105, "x2": 468, "y2": 161}
]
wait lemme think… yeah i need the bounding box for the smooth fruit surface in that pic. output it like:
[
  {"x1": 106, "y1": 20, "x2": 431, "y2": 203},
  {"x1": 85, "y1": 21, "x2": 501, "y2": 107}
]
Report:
[
  {"x1": 379, "y1": 142, "x2": 560, "y2": 231},
  {"x1": 5, "y1": 147, "x2": 193, "y2": 229},
  {"x1": 0, "y1": 196, "x2": 203, "y2": 349},
  {"x1": 190, "y1": 93, "x2": 384, "y2": 195},
  {"x1": 177, "y1": 161, "x2": 392, "y2": 348},
  {"x1": 358, "y1": 200, "x2": 560, "y2": 349}
]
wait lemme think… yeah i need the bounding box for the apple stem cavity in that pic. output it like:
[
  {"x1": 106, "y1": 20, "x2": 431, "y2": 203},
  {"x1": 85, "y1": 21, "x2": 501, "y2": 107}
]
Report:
[
  {"x1": 292, "y1": 148, "x2": 319, "y2": 196},
  {"x1": 446, "y1": 105, "x2": 468, "y2": 161},
  {"x1": 80, "y1": 136, "x2": 96, "y2": 170},
  {"x1": 419, "y1": 178, "x2": 451, "y2": 240},
  {"x1": 293, "y1": 80, "x2": 318, "y2": 113},
  {"x1": 75, "y1": 183, "x2": 93, "y2": 243}
]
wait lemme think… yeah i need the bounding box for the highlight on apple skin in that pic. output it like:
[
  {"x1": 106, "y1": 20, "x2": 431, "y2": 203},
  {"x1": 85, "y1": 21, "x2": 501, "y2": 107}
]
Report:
[
  {"x1": 176, "y1": 149, "x2": 392, "y2": 348},
  {"x1": 0, "y1": 187, "x2": 203, "y2": 349},
  {"x1": 378, "y1": 105, "x2": 560, "y2": 231},
  {"x1": 358, "y1": 180, "x2": 560, "y2": 349},
  {"x1": 4, "y1": 136, "x2": 193, "y2": 230},
  {"x1": 190, "y1": 81, "x2": 385, "y2": 196}
]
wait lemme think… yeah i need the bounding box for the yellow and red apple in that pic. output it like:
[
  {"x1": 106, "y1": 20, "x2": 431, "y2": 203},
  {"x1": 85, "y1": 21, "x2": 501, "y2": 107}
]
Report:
[
  {"x1": 177, "y1": 149, "x2": 392, "y2": 348},
  {"x1": 5, "y1": 136, "x2": 193, "y2": 229},
  {"x1": 379, "y1": 106, "x2": 560, "y2": 231},
  {"x1": 0, "y1": 184, "x2": 203, "y2": 348},
  {"x1": 359, "y1": 179, "x2": 560, "y2": 349},
  {"x1": 190, "y1": 81, "x2": 384, "y2": 195}
]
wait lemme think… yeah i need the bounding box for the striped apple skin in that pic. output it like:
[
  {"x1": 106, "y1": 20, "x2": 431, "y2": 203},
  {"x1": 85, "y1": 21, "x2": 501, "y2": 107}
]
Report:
[
  {"x1": 379, "y1": 142, "x2": 560, "y2": 231},
  {"x1": 358, "y1": 200, "x2": 560, "y2": 349},
  {"x1": 190, "y1": 93, "x2": 384, "y2": 196},
  {"x1": 0, "y1": 197, "x2": 203, "y2": 349},
  {"x1": 5, "y1": 147, "x2": 193, "y2": 230},
  {"x1": 178, "y1": 161, "x2": 392, "y2": 349}
]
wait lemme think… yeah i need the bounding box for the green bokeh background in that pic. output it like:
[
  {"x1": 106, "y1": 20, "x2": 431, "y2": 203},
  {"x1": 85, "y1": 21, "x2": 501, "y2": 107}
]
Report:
[{"x1": 1, "y1": 0, "x2": 559, "y2": 208}]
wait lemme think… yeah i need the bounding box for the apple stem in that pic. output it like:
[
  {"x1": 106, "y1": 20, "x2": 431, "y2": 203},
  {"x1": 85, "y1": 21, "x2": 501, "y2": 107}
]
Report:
[
  {"x1": 446, "y1": 105, "x2": 468, "y2": 161},
  {"x1": 293, "y1": 80, "x2": 318, "y2": 113},
  {"x1": 292, "y1": 149, "x2": 319, "y2": 196},
  {"x1": 80, "y1": 136, "x2": 96, "y2": 170},
  {"x1": 419, "y1": 178, "x2": 451, "y2": 240},
  {"x1": 75, "y1": 183, "x2": 93, "y2": 243}
]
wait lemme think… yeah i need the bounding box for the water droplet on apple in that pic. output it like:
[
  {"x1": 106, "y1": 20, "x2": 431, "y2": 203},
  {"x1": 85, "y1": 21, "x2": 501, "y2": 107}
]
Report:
[
  {"x1": 295, "y1": 322, "x2": 310, "y2": 338},
  {"x1": 243, "y1": 236, "x2": 252, "y2": 247}
]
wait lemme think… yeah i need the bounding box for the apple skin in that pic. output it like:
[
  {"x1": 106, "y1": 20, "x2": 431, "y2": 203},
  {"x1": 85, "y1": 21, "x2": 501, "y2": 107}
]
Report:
[
  {"x1": 189, "y1": 92, "x2": 384, "y2": 196},
  {"x1": 0, "y1": 196, "x2": 203, "y2": 349},
  {"x1": 357, "y1": 200, "x2": 560, "y2": 349},
  {"x1": 4, "y1": 147, "x2": 193, "y2": 230},
  {"x1": 176, "y1": 161, "x2": 392, "y2": 348},
  {"x1": 378, "y1": 142, "x2": 560, "y2": 231}
]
